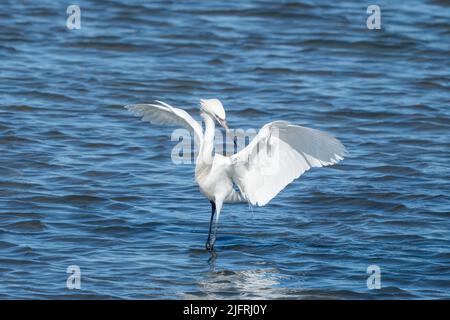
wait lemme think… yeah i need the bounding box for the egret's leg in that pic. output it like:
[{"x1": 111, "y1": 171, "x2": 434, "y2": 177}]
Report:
[
  {"x1": 206, "y1": 201, "x2": 216, "y2": 251},
  {"x1": 206, "y1": 200, "x2": 223, "y2": 251}
]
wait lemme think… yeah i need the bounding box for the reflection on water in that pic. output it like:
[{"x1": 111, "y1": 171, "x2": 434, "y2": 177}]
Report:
[
  {"x1": 199, "y1": 268, "x2": 283, "y2": 299},
  {"x1": 190, "y1": 265, "x2": 286, "y2": 299}
]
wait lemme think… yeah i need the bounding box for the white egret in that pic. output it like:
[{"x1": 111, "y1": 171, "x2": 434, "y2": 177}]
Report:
[{"x1": 125, "y1": 99, "x2": 345, "y2": 251}]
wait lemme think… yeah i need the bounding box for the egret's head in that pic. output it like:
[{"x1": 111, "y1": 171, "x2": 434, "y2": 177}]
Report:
[{"x1": 200, "y1": 98, "x2": 229, "y2": 130}]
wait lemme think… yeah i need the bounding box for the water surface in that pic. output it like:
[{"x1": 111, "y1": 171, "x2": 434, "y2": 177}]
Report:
[{"x1": 0, "y1": 0, "x2": 449, "y2": 299}]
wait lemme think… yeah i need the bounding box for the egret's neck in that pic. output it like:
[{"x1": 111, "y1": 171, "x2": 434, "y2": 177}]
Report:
[{"x1": 198, "y1": 112, "x2": 215, "y2": 164}]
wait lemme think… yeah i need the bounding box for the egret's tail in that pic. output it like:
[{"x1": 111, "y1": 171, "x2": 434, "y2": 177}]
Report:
[{"x1": 224, "y1": 189, "x2": 246, "y2": 203}]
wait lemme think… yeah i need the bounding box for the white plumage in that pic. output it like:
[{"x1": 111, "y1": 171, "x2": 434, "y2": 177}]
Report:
[{"x1": 125, "y1": 99, "x2": 345, "y2": 251}]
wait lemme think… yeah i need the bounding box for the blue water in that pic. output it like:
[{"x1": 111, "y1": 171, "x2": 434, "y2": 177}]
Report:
[{"x1": 0, "y1": 0, "x2": 449, "y2": 299}]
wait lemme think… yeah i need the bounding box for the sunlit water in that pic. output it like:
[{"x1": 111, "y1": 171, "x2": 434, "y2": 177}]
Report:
[{"x1": 0, "y1": 0, "x2": 449, "y2": 299}]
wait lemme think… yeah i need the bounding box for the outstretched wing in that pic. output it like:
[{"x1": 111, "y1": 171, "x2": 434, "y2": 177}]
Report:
[
  {"x1": 230, "y1": 121, "x2": 346, "y2": 206},
  {"x1": 125, "y1": 100, "x2": 203, "y2": 145}
]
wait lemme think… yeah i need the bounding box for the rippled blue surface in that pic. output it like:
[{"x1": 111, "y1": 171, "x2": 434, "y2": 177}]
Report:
[{"x1": 0, "y1": 0, "x2": 449, "y2": 299}]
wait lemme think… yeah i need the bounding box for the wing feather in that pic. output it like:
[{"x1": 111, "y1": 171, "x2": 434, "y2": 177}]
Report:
[
  {"x1": 125, "y1": 101, "x2": 203, "y2": 145},
  {"x1": 231, "y1": 121, "x2": 345, "y2": 206}
]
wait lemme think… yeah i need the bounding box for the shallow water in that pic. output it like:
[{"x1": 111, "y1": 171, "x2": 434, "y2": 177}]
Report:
[{"x1": 0, "y1": 0, "x2": 449, "y2": 299}]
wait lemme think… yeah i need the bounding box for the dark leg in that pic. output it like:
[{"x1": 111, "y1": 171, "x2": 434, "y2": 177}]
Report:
[{"x1": 206, "y1": 201, "x2": 216, "y2": 251}]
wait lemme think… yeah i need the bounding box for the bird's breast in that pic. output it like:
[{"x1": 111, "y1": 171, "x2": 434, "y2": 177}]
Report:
[{"x1": 195, "y1": 155, "x2": 233, "y2": 201}]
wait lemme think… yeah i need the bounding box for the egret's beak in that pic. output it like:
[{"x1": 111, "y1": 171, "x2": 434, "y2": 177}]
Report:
[{"x1": 219, "y1": 119, "x2": 229, "y2": 130}]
